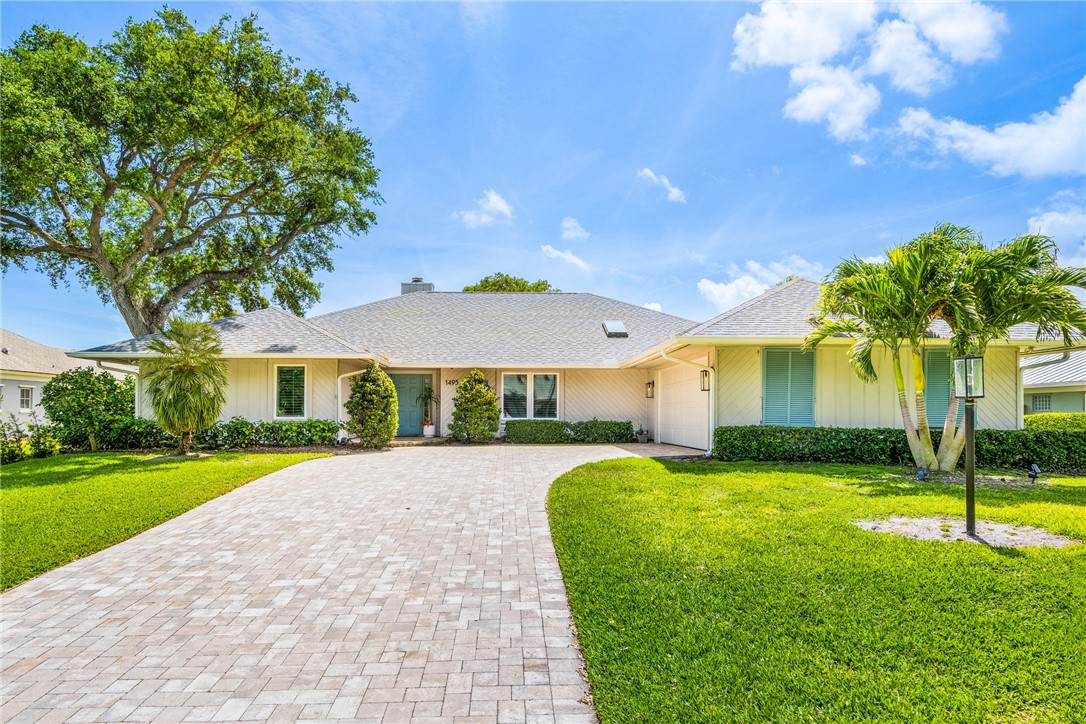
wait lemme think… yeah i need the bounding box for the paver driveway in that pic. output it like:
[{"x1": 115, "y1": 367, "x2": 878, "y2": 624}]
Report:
[{"x1": 1, "y1": 445, "x2": 685, "y2": 723}]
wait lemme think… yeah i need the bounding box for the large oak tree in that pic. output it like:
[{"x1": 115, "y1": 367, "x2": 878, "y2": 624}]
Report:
[{"x1": 1, "y1": 9, "x2": 380, "y2": 336}]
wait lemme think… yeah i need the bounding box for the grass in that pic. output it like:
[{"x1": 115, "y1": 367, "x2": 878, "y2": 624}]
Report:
[
  {"x1": 548, "y1": 459, "x2": 1086, "y2": 723},
  {"x1": 1, "y1": 452, "x2": 326, "y2": 590}
]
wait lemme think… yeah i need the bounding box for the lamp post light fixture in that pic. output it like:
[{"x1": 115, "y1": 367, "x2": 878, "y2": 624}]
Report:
[
  {"x1": 953, "y1": 354, "x2": 985, "y2": 536},
  {"x1": 645, "y1": 380, "x2": 655, "y2": 399}
]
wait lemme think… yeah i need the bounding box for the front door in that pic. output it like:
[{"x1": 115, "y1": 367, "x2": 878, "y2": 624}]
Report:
[{"x1": 390, "y1": 374, "x2": 430, "y2": 436}]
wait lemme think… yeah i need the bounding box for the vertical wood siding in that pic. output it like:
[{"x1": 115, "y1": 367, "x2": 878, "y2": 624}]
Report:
[{"x1": 563, "y1": 369, "x2": 651, "y2": 427}]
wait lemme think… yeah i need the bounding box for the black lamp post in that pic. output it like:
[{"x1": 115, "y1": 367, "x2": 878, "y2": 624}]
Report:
[{"x1": 953, "y1": 354, "x2": 985, "y2": 535}]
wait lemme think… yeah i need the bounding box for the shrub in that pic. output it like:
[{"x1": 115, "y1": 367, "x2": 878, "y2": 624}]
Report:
[
  {"x1": 0, "y1": 416, "x2": 31, "y2": 464},
  {"x1": 101, "y1": 417, "x2": 174, "y2": 449},
  {"x1": 570, "y1": 419, "x2": 636, "y2": 444},
  {"x1": 1024, "y1": 413, "x2": 1086, "y2": 432},
  {"x1": 40, "y1": 368, "x2": 135, "y2": 451},
  {"x1": 25, "y1": 414, "x2": 61, "y2": 458},
  {"x1": 712, "y1": 425, "x2": 1086, "y2": 473},
  {"x1": 504, "y1": 419, "x2": 572, "y2": 444},
  {"x1": 344, "y1": 363, "x2": 398, "y2": 448},
  {"x1": 449, "y1": 369, "x2": 499, "y2": 443}
]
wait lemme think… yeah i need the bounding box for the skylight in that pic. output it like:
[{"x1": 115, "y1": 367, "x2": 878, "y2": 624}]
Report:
[{"x1": 603, "y1": 320, "x2": 628, "y2": 338}]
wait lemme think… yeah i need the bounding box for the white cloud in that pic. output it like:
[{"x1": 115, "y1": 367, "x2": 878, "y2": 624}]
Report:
[
  {"x1": 453, "y1": 189, "x2": 513, "y2": 229},
  {"x1": 899, "y1": 77, "x2": 1086, "y2": 177},
  {"x1": 697, "y1": 255, "x2": 827, "y2": 312},
  {"x1": 866, "y1": 20, "x2": 948, "y2": 96},
  {"x1": 732, "y1": 0, "x2": 878, "y2": 69},
  {"x1": 894, "y1": 0, "x2": 1007, "y2": 64},
  {"x1": 849, "y1": 153, "x2": 868, "y2": 167},
  {"x1": 541, "y1": 244, "x2": 591, "y2": 273},
  {"x1": 861, "y1": 254, "x2": 888, "y2": 263},
  {"x1": 784, "y1": 65, "x2": 881, "y2": 140},
  {"x1": 560, "y1": 216, "x2": 590, "y2": 241},
  {"x1": 643, "y1": 302, "x2": 663, "y2": 312},
  {"x1": 636, "y1": 168, "x2": 687, "y2": 204},
  {"x1": 1028, "y1": 192, "x2": 1086, "y2": 265}
]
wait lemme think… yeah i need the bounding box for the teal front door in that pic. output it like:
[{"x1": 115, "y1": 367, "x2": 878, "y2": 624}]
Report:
[{"x1": 391, "y1": 374, "x2": 429, "y2": 436}]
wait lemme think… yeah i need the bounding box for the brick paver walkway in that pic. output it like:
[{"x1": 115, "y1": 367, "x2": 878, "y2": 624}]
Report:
[{"x1": 1, "y1": 444, "x2": 693, "y2": 723}]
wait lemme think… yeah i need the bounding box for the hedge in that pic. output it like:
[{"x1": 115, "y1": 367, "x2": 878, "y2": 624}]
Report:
[
  {"x1": 712, "y1": 425, "x2": 1086, "y2": 473},
  {"x1": 1024, "y1": 413, "x2": 1086, "y2": 432},
  {"x1": 503, "y1": 419, "x2": 635, "y2": 445}
]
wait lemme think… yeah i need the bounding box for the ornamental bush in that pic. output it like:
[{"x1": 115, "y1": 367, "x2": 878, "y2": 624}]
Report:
[
  {"x1": 711, "y1": 425, "x2": 1086, "y2": 473},
  {"x1": 344, "y1": 363, "x2": 398, "y2": 448},
  {"x1": 449, "y1": 370, "x2": 499, "y2": 443},
  {"x1": 504, "y1": 419, "x2": 572, "y2": 444},
  {"x1": 40, "y1": 368, "x2": 135, "y2": 451},
  {"x1": 1024, "y1": 413, "x2": 1086, "y2": 432},
  {"x1": 570, "y1": 419, "x2": 636, "y2": 444}
]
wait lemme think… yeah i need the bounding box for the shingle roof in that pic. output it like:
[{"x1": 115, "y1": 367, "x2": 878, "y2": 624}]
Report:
[
  {"x1": 1, "y1": 329, "x2": 109, "y2": 376},
  {"x1": 683, "y1": 277, "x2": 1047, "y2": 343},
  {"x1": 74, "y1": 308, "x2": 369, "y2": 358},
  {"x1": 310, "y1": 292, "x2": 695, "y2": 367},
  {"x1": 1023, "y1": 352, "x2": 1086, "y2": 387}
]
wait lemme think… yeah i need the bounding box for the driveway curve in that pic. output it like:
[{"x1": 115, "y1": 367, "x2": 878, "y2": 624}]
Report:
[{"x1": 1, "y1": 445, "x2": 667, "y2": 723}]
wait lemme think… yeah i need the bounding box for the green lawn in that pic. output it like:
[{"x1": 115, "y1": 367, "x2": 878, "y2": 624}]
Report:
[
  {"x1": 549, "y1": 459, "x2": 1086, "y2": 724},
  {"x1": 1, "y1": 452, "x2": 325, "y2": 590}
]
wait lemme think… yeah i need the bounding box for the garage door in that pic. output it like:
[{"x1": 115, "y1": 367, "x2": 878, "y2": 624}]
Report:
[{"x1": 659, "y1": 364, "x2": 709, "y2": 450}]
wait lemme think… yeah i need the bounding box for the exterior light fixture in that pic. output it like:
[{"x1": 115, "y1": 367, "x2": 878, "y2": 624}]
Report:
[
  {"x1": 700, "y1": 369, "x2": 711, "y2": 392},
  {"x1": 645, "y1": 380, "x2": 655, "y2": 399},
  {"x1": 953, "y1": 353, "x2": 985, "y2": 536}
]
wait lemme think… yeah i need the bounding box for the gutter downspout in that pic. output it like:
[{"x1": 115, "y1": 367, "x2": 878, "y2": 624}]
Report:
[
  {"x1": 660, "y1": 347, "x2": 715, "y2": 455},
  {"x1": 1018, "y1": 345, "x2": 1086, "y2": 370}
]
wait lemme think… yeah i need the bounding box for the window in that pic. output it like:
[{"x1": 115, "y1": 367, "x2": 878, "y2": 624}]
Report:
[
  {"x1": 19, "y1": 387, "x2": 32, "y2": 412},
  {"x1": 502, "y1": 373, "x2": 559, "y2": 419},
  {"x1": 762, "y1": 349, "x2": 814, "y2": 426},
  {"x1": 1032, "y1": 393, "x2": 1052, "y2": 412},
  {"x1": 924, "y1": 349, "x2": 964, "y2": 427},
  {"x1": 275, "y1": 365, "x2": 306, "y2": 418}
]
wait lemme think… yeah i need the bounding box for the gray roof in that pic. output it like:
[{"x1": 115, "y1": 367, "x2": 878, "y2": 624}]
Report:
[
  {"x1": 311, "y1": 292, "x2": 695, "y2": 367},
  {"x1": 1023, "y1": 352, "x2": 1086, "y2": 387},
  {"x1": 0, "y1": 328, "x2": 97, "y2": 376},
  {"x1": 75, "y1": 308, "x2": 368, "y2": 358},
  {"x1": 683, "y1": 277, "x2": 1046, "y2": 343}
]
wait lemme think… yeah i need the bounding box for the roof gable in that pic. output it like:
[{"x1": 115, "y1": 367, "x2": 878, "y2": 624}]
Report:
[{"x1": 0, "y1": 328, "x2": 92, "y2": 376}]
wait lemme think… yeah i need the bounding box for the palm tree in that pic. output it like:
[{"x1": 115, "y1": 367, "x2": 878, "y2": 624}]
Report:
[{"x1": 142, "y1": 318, "x2": 228, "y2": 453}]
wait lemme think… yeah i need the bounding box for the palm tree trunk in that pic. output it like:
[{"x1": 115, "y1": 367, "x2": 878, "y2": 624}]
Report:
[
  {"x1": 893, "y1": 354, "x2": 925, "y2": 468},
  {"x1": 936, "y1": 395, "x2": 963, "y2": 471},
  {"x1": 180, "y1": 430, "x2": 193, "y2": 453},
  {"x1": 911, "y1": 349, "x2": 939, "y2": 470}
]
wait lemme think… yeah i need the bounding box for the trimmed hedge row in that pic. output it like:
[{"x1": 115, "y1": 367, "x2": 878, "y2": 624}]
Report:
[
  {"x1": 84, "y1": 417, "x2": 342, "y2": 451},
  {"x1": 504, "y1": 419, "x2": 636, "y2": 445},
  {"x1": 712, "y1": 425, "x2": 1086, "y2": 473},
  {"x1": 1024, "y1": 413, "x2": 1086, "y2": 432}
]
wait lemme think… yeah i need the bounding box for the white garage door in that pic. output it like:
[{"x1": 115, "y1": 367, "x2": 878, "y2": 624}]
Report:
[{"x1": 659, "y1": 364, "x2": 709, "y2": 450}]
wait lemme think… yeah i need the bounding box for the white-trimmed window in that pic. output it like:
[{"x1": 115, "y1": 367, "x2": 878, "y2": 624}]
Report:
[
  {"x1": 19, "y1": 386, "x2": 33, "y2": 412},
  {"x1": 1032, "y1": 393, "x2": 1052, "y2": 413},
  {"x1": 275, "y1": 365, "x2": 307, "y2": 419},
  {"x1": 502, "y1": 373, "x2": 559, "y2": 419}
]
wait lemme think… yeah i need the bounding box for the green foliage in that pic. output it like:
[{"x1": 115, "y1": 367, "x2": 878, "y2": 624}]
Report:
[
  {"x1": 1, "y1": 9, "x2": 380, "y2": 336},
  {"x1": 549, "y1": 458, "x2": 1086, "y2": 722},
  {"x1": 40, "y1": 367, "x2": 134, "y2": 451},
  {"x1": 0, "y1": 414, "x2": 61, "y2": 464},
  {"x1": 1, "y1": 451, "x2": 325, "y2": 589},
  {"x1": 343, "y1": 363, "x2": 398, "y2": 448},
  {"x1": 504, "y1": 419, "x2": 572, "y2": 444},
  {"x1": 570, "y1": 419, "x2": 635, "y2": 444},
  {"x1": 463, "y1": 273, "x2": 557, "y2": 292},
  {"x1": 712, "y1": 425, "x2": 1086, "y2": 473},
  {"x1": 1, "y1": 437, "x2": 32, "y2": 465},
  {"x1": 25, "y1": 414, "x2": 61, "y2": 458},
  {"x1": 99, "y1": 417, "x2": 173, "y2": 450},
  {"x1": 415, "y1": 384, "x2": 438, "y2": 424},
  {"x1": 1024, "y1": 412, "x2": 1086, "y2": 432},
  {"x1": 448, "y1": 369, "x2": 499, "y2": 442},
  {"x1": 197, "y1": 417, "x2": 341, "y2": 449},
  {"x1": 142, "y1": 318, "x2": 228, "y2": 451}
]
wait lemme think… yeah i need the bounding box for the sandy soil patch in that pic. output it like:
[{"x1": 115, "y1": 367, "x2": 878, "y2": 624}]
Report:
[{"x1": 854, "y1": 516, "x2": 1081, "y2": 548}]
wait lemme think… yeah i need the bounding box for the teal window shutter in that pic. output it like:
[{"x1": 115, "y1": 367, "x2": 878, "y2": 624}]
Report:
[
  {"x1": 763, "y1": 349, "x2": 815, "y2": 426},
  {"x1": 924, "y1": 349, "x2": 963, "y2": 428}
]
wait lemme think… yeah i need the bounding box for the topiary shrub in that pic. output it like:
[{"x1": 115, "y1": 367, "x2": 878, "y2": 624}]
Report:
[
  {"x1": 449, "y1": 369, "x2": 499, "y2": 443},
  {"x1": 570, "y1": 419, "x2": 636, "y2": 443},
  {"x1": 344, "y1": 363, "x2": 398, "y2": 448},
  {"x1": 1024, "y1": 413, "x2": 1086, "y2": 432},
  {"x1": 504, "y1": 419, "x2": 572, "y2": 444}
]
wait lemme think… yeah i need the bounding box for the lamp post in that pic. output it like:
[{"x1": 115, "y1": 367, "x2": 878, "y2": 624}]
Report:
[{"x1": 953, "y1": 354, "x2": 985, "y2": 536}]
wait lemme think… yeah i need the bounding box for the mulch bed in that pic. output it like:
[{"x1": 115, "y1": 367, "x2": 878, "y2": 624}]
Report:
[{"x1": 854, "y1": 516, "x2": 1081, "y2": 548}]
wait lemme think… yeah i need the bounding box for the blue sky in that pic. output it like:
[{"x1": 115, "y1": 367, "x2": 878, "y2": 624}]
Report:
[{"x1": 2, "y1": 1, "x2": 1085, "y2": 348}]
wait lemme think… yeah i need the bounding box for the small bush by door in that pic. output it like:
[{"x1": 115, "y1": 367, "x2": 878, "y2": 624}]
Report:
[{"x1": 344, "y1": 363, "x2": 398, "y2": 448}]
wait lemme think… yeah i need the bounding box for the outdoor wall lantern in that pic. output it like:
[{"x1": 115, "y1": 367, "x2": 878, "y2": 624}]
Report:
[
  {"x1": 700, "y1": 369, "x2": 711, "y2": 392},
  {"x1": 953, "y1": 353, "x2": 984, "y2": 536},
  {"x1": 645, "y1": 380, "x2": 655, "y2": 399}
]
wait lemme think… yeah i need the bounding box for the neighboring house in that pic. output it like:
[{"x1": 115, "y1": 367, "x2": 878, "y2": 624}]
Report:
[
  {"x1": 70, "y1": 278, "x2": 1060, "y2": 451},
  {"x1": 1022, "y1": 352, "x2": 1086, "y2": 414},
  {"x1": 0, "y1": 328, "x2": 129, "y2": 418}
]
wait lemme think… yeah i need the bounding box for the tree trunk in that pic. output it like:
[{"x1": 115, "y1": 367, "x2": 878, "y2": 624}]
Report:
[
  {"x1": 893, "y1": 355, "x2": 925, "y2": 468},
  {"x1": 911, "y1": 349, "x2": 939, "y2": 470},
  {"x1": 88, "y1": 430, "x2": 98, "y2": 453},
  {"x1": 111, "y1": 282, "x2": 165, "y2": 337},
  {"x1": 180, "y1": 429, "x2": 193, "y2": 453},
  {"x1": 935, "y1": 395, "x2": 965, "y2": 471}
]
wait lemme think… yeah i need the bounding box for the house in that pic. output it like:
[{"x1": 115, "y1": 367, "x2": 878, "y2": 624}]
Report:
[
  {"x1": 0, "y1": 328, "x2": 129, "y2": 418},
  {"x1": 69, "y1": 278, "x2": 1057, "y2": 451},
  {"x1": 1022, "y1": 352, "x2": 1086, "y2": 414}
]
